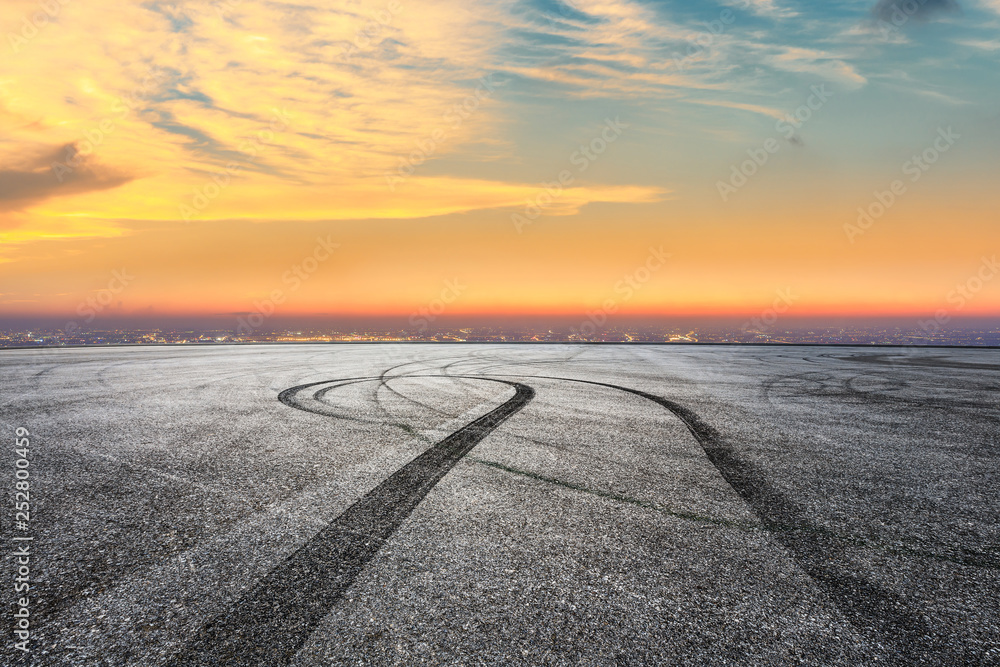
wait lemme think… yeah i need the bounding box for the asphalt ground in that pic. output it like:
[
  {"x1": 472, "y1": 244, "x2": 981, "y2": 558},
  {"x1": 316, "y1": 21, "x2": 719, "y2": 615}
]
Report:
[{"x1": 1, "y1": 344, "x2": 997, "y2": 665}]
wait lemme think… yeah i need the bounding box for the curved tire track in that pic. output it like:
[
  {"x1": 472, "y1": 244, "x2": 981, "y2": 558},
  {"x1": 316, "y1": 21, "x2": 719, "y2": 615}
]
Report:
[
  {"x1": 524, "y1": 375, "x2": 944, "y2": 665},
  {"x1": 169, "y1": 377, "x2": 533, "y2": 667},
  {"x1": 176, "y1": 371, "x2": 947, "y2": 666}
]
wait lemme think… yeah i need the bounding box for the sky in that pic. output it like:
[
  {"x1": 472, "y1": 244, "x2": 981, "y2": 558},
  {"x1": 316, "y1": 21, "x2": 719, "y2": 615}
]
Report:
[{"x1": 1, "y1": 0, "x2": 998, "y2": 329}]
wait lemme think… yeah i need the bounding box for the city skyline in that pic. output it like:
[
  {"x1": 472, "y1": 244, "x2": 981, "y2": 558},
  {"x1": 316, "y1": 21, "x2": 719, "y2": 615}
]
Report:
[{"x1": 3, "y1": 320, "x2": 998, "y2": 348}]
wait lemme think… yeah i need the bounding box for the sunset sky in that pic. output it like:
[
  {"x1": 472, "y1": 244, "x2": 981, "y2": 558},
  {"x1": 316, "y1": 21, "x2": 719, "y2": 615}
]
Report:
[{"x1": 1, "y1": 0, "x2": 998, "y2": 326}]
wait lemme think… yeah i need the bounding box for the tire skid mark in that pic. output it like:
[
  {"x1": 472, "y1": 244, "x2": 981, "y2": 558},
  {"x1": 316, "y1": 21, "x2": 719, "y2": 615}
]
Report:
[
  {"x1": 179, "y1": 370, "x2": 954, "y2": 666},
  {"x1": 169, "y1": 377, "x2": 533, "y2": 667},
  {"x1": 839, "y1": 353, "x2": 1000, "y2": 372},
  {"x1": 373, "y1": 358, "x2": 448, "y2": 419},
  {"x1": 762, "y1": 369, "x2": 1000, "y2": 419},
  {"x1": 369, "y1": 355, "x2": 472, "y2": 422},
  {"x1": 523, "y1": 374, "x2": 952, "y2": 666}
]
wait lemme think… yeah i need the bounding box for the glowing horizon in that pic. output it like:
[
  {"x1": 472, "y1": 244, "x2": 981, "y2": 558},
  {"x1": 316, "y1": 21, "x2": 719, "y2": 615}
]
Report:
[{"x1": 1, "y1": 0, "x2": 998, "y2": 327}]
